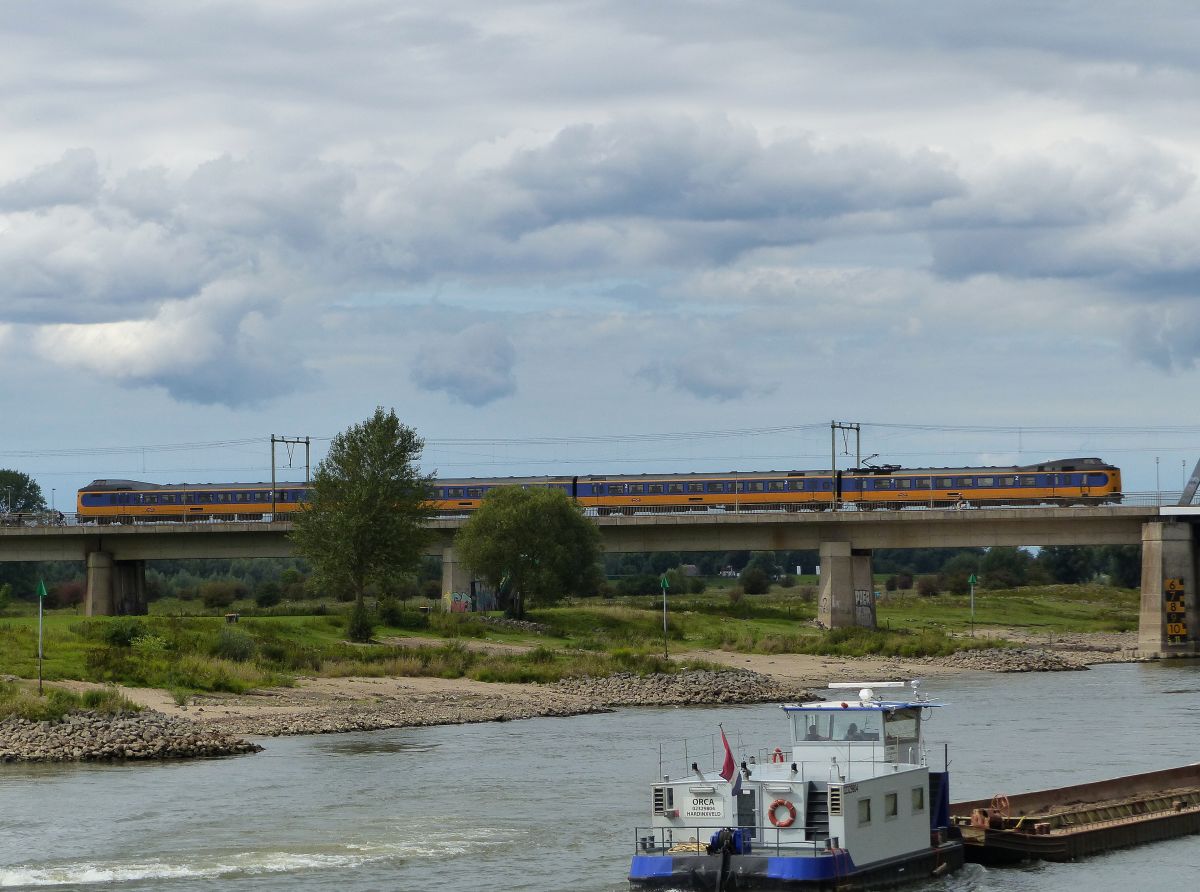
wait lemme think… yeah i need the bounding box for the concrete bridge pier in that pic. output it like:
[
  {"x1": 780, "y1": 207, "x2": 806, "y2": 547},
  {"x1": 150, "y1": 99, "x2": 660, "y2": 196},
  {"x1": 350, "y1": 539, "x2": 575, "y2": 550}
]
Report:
[
  {"x1": 441, "y1": 546, "x2": 473, "y2": 611},
  {"x1": 817, "y1": 542, "x2": 877, "y2": 630},
  {"x1": 1139, "y1": 521, "x2": 1198, "y2": 656},
  {"x1": 85, "y1": 553, "x2": 148, "y2": 616}
]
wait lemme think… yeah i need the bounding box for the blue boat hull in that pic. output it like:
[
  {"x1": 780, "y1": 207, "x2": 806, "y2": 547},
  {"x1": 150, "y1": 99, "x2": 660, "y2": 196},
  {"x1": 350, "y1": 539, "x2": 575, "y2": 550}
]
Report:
[{"x1": 629, "y1": 841, "x2": 963, "y2": 890}]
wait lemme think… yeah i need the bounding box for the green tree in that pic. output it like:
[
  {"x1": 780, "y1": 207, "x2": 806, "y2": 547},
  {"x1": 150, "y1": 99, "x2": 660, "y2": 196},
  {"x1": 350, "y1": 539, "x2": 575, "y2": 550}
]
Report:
[
  {"x1": 1037, "y1": 546, "x2": 1098, "y2": 585},
  {"x1": 455, "y1": 486, "x2": 602, "y2": 619},
  {"x1": 290, "y1": 408, "x2": 434, "y2": 639},
  {"x1": 0, "y1": 469, "x2": 45, "y2": 514},
  {"x1": 980, "y1": 546, "x2": 1033, "y2": 589}
]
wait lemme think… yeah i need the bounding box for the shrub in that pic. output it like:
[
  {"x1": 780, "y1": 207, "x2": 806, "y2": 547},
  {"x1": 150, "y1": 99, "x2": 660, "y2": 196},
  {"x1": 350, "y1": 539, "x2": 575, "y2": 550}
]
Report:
[
  {"x1": 51, "y1": 580, "x2": 86, "y2": 609},
  {"x1": 897, "y1": 572, "x2": 914, "y2": 590},
  {"x1": 215, "y1": 627, "x2": 257, "y2": 662},
  {"x1": 347, "y1": 600, "x2": 375, "y2": 642},
  {"x1": 421, "y1": 580, "x2": 441, "y2": 600},
  {"x1": 377, "y1": 596, "x2": 404, "y2": 626},
  {"x1": 740, "y1": 567, "x2": 770, "y2": 595},
  {"x1": 916, "y1": 576, "x2": 940, "y2": 596},
  {"x1": 101, "y1": 617, "x2": 148, "y2": 647},
  {"x1": 200, "y1": 581, "x2": 243, "y2": 610},
  {"x1": 885, "y1": 575, "x2": 898, "y2": 592},
  {"x1": 688, "y1": 577, "x2": 706, "y2": 594},
  {"x1": 254, "y1": 581, "x2": 283, "y2": 608},
  {"x1": 727, "y1": 586, "x2": 744, "y2": 605},
  {"x1": 797, "y1": 585, "x2": 817, "y2": 604}
]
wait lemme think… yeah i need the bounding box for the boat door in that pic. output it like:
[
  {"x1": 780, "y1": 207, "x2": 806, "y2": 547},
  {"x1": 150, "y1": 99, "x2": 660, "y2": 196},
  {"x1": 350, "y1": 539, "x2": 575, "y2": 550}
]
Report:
[{"x1": 736, "y1": 788, "x2": 757, "y2": 838}]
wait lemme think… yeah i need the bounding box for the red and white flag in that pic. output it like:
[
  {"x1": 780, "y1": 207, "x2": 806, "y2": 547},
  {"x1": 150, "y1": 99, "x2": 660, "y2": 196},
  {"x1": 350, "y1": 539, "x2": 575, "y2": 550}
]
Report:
[{"x1": 719, "y1": 726, "x2": 742, "y2": 795}]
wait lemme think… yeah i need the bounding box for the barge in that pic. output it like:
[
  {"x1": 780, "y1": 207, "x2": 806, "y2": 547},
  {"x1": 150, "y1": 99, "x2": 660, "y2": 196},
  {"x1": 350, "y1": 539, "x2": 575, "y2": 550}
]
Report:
[
  {"x1": 628, "y1": 682, "x2": 964, "y2": 890},
  {"x1": 950, "y1": 763, "x2": 1200, "y2": 863}
]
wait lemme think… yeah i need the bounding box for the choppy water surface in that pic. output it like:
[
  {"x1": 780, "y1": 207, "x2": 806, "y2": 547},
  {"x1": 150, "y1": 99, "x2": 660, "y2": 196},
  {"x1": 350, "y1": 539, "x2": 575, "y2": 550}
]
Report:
[{"x1": 2, "y1": 661, "x2": 1198, "y2": 891}]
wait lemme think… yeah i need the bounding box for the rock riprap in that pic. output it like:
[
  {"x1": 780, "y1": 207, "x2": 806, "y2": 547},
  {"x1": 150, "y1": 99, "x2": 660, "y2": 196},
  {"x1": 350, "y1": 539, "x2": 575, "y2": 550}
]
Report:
[
  {"x1": 0, "y1": 711, "x2": 263, "y2": 763},
  {"x1": 547, "y1": 669, "x2": 813, "y2": 706},
  {"x1": 933, "y1": 648, "x2": 1084, "y2": 672}
]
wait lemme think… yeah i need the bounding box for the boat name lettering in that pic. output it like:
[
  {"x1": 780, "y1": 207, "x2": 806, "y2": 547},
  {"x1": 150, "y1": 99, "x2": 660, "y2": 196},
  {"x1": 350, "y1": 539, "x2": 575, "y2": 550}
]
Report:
[
  {"x1": 684, "y1": 796, "x2": 723, "y2": 818},
  {"x1": 844, "y1": 783, "x2": 859, "y2": 793}
]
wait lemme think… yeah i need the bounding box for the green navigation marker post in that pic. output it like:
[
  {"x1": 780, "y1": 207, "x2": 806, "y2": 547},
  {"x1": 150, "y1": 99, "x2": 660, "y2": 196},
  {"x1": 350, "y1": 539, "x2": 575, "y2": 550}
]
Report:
[
  {"x1": 968, "y1": 574, "x2": 978, "y2": 637},
  {"x1": 36, "y1": 578, "x2": 47, "y2": 694},
  {"x1": 661, "y1": 574, "x2": 670, "y2": 659}
]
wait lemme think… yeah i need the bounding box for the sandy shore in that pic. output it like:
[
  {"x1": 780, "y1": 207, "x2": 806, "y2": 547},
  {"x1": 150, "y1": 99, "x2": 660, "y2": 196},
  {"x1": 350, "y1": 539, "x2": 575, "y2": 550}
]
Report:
[{"x1": 95, "y1": 629, "x2": 1139, "y2": 738}]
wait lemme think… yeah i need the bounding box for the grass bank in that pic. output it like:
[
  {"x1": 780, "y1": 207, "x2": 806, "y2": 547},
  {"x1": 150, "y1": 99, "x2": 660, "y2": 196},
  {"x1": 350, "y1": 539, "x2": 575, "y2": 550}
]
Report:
[{"x1": 0, "y1": 582, "x2": 1137, "y2": 694}]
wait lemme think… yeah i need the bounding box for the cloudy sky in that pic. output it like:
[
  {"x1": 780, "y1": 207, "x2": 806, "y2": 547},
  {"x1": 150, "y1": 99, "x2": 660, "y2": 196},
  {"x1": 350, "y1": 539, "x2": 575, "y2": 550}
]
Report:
[{"x1": 4, "y1": 0, "x2": 1200, "y2": 505}]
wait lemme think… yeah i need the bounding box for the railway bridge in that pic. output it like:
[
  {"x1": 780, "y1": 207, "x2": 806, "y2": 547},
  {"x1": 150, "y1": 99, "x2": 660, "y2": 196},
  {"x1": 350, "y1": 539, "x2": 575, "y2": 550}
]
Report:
[{"x1": 0, "y1": 504, "x2": 1196, "y2": 657}]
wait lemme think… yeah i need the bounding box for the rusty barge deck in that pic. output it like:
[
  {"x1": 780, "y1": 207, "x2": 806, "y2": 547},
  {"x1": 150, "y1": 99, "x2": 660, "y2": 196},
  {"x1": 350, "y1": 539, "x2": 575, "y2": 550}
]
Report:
[{"x1": 949, "y1": 764, "x2": 1200, "y2": 863}]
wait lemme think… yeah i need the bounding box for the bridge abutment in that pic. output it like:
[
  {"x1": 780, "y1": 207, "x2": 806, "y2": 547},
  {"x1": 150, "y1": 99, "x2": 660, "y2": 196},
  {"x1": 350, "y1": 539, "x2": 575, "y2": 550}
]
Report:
[
  {"x1": 85, "y1": 552, "x2": 147, "y2": 616},
  {"x1": 1138, "y1": 521, "x2": 1197, "y2": 657},
  {"x1": 817, "y1": 542, "x2": 877, "y2": 630}
]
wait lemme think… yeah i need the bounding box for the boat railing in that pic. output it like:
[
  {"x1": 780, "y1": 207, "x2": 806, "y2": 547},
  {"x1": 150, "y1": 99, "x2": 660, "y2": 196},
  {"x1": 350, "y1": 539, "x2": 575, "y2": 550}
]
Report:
[{"x1": 633, "y1": 825, "x2": 840, "y2": 857}]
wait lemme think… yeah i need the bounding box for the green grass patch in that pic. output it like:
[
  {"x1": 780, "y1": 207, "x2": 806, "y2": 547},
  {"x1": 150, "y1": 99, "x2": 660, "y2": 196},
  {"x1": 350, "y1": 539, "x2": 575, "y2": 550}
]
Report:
[{"x1": 0, "y1": 680, "x2": 141, "y2": 721}]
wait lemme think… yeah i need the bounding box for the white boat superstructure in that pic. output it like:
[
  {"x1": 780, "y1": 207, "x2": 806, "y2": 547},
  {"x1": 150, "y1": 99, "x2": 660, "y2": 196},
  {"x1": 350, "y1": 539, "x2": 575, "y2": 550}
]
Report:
[{"x1": 630, "y1": 681, "x2": 962, "y2": 890}]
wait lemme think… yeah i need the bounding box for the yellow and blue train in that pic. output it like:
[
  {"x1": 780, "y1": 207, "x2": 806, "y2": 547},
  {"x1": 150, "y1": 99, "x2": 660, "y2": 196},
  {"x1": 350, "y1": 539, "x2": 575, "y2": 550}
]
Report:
[{"x1": 76, "y1": 457, "x2": 1121, "y2": 522}]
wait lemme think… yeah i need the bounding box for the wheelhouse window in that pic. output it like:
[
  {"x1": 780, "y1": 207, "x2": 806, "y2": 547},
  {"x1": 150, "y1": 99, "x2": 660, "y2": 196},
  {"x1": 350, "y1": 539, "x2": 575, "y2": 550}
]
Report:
[
  {"x1": 858, "y1": 798, "x2": 871, "y2": 825},
  {"x1": 885, "y1": 793, "x2": 898, "y2": 818},
  {"x1": 792, "y1": 711, "x2": 881, "y2": 742},
  {"x1": 912, "y1": 786, "x2": 925, "y2": 813}
]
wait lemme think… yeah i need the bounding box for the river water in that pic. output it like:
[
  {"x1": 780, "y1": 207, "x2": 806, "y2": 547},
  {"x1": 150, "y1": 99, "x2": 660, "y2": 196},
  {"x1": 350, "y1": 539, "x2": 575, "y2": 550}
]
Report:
[{"x1": 1, "y1": 661, "x2": 1198, "y2": 891}]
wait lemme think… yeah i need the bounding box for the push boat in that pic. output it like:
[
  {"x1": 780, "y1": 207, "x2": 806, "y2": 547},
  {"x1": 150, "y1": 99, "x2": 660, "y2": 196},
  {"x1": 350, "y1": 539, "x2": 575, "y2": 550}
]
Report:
[{"x1": 629, "y1": 682, "x2": 964, "y2": 890}]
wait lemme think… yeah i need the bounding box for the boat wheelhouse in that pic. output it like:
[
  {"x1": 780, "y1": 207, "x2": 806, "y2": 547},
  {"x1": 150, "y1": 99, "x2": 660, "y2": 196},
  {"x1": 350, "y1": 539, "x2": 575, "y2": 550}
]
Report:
[{"x1": 629, "y1": 682, "x2": 963, "y2": 890}]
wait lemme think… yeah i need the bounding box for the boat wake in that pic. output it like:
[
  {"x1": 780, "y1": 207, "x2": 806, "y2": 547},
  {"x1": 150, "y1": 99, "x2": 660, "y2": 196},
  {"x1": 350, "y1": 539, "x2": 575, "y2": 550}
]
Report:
[{"x1": 0, "y1": 827, "x2": 521, "y2": 887}]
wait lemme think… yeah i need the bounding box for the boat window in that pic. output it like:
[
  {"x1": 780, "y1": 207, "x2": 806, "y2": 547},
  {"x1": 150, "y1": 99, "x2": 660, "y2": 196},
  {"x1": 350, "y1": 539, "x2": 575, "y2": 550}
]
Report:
[
  {"x1": 857, "y1": 798, "x2": 871, "y2": 826},
  {"x1": 911, "y1": 786, "x2": 925, "y2": 813},
  {"x1": 883, "y1": 708, "x2": 921, "y2": 762},
  {"x1": 885, "y1": 793, "x2": 898, "y2": 818},
  {"x1": 792, "y1": 711, "x2": 881, "y2": 742}
]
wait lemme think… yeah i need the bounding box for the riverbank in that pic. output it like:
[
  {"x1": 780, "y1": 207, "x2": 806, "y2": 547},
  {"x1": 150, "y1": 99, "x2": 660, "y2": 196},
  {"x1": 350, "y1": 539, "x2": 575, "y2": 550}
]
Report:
[
  {"x1": 0, "y1": 710, "x2": 262, "y2": 763},
  {"x1": 0, "y1": 630, "x2": 1143, "y2": 759}
]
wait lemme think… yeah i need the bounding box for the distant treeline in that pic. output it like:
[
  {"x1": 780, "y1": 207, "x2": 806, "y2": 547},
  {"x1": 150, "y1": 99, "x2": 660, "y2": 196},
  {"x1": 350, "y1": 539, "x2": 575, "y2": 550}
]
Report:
[{"x1": 0, "y1": 545, "x2": 1140, "y2": 610}]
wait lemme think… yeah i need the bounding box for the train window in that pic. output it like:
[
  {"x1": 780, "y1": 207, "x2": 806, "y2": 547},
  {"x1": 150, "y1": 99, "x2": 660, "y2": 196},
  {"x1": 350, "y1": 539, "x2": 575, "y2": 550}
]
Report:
[
  {"x1": 821, "y1": 481, "x2": 832, "y2": 490},
  {"x1": 1087, "y1": 473, "x2": 1108, "y2": 485},
  {"x1": 898, "y1": 479, "x2": 911, "y2": 489},
  {"x1": 607, "y1": 484, "x2": 624, "y2": 495},
  {"x1": 938, "y1": 478, "x2": 953, "y2": 487},
  {"x1": 957, "y1": 478, "x2": 972, "y2": 487},
  {"x1": 686, "y1": 483, "x2": 705, "y2": 493},
  {"x1": 1001, "y1": 476, "x2": 1015, "y2": 486},
  {"x1": 977, "y1": 477, "x2": 994, "y2": 486},
  {"x1": 707, "y1": 482, "x2": 727, "y2": 493},
  {"x1": 1019, "y1": 476, "x2": 1035, "y2": 486},
  {"x1": 449, "y1": 488, "x2": 463, "y2": 498},
  {"x1": 767, "y1": 481, "x2": 784, "y2": 491},
  {"x1": 748, "y1": 482, "x2": 765, "y2": 492},
  {"x1": 629, "y1": 484, "x2": 644, "y2": 494},
  {"x1": 467, "y1": 488, "x2": 483, "y2": 498},
  {"x1": 876, "y1": 479, "x2": 894, "y2": 489},
  {"x1": 668, "y1": 483, "x2": 684, "y2": 494},
  {"x1": 647, "y1": 483, "x2": 664, "y2": 494}
]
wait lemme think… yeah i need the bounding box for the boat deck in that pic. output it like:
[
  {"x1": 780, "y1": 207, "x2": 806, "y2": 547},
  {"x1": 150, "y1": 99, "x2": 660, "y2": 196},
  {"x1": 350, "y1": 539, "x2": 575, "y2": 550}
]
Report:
[{"x1": 950, "y1": 764, "x2": 1200, "y2": 862}]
